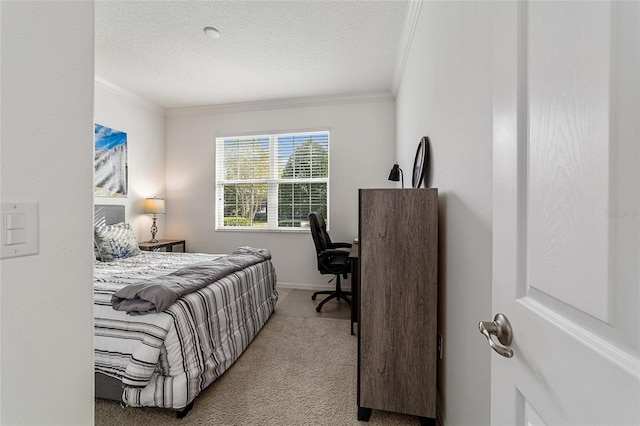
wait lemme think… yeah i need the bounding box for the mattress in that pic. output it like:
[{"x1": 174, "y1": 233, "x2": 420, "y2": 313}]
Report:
[{"x1": 93, "y1": 250, "x2": 278, "y2": 410}]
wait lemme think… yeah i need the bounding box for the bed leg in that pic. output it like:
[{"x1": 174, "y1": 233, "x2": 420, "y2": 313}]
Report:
[{"x1": 176, "y1": 402, "x2": 193, "y2": 419}]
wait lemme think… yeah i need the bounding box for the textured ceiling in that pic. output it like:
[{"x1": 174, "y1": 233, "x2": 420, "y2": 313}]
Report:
[{"x1": 95, "y1": 1, "x2": 410, "y2": 109}]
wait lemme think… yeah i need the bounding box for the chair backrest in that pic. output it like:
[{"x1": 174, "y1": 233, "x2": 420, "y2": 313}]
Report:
[
  {"x1": 308, "y1": 212, "x2": 330, "y2": 255},
  {"x1": 309, "y1": 211, "x2": 352, "y2": 275}
]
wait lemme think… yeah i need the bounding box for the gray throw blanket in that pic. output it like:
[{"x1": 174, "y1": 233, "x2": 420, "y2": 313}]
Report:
[{"x1": 111, "y1": 247, "x2": 271, "y2": 315}]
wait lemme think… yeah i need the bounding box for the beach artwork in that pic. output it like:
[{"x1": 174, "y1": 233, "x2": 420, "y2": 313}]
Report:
[{"x1": 94, "y1": 124, "x2": 128, "y2": 197}]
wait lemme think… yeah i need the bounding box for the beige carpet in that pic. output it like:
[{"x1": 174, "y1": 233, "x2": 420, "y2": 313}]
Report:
[
  {"x1": 94, "y1": 290, "x2": 423, "y2": 425},
  {"x1": 275, "y1": 287, "x2": 353, "y2": 321}
]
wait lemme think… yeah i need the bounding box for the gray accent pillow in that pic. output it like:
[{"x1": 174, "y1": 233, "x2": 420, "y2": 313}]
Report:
[{"x1": 94, "y1": 222, "x2": 142, "y2": 262}]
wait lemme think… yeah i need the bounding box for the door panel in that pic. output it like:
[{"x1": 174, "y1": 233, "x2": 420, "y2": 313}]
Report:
[
  {"x1": 527, "y1": 1, "x2": 610, "y2": 321},
  {"x1": 523, "y1": 397, "x2": 547, "y2": 426},
  {"x1": 491, "y1": 1, "x2": 639, "y2": 425}
]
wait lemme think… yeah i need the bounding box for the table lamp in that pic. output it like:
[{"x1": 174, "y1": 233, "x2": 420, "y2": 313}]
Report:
[
  {"x1": 388, "y1": 163, "x2": 404, "y2": 188},
  {"x1": 143, "y1": 197, "x2": 165, "y2": 243}
]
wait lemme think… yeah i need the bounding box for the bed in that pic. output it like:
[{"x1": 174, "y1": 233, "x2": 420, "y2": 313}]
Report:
[{"x1": 93, "y1": 205, "x2": 278, "y2": 417}]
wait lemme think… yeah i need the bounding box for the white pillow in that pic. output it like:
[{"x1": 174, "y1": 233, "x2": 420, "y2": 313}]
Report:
[{"x1": 94, "y1": 222, "x2": 142, "y2": 262}]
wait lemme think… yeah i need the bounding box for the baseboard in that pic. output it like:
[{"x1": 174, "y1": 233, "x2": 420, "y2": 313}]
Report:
[{"x1": 276, "y1": 281, "x2": 352, "y2": 292}]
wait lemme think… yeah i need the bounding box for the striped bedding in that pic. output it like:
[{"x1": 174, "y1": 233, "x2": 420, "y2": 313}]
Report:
[{"x1": 93, "y1": 250, "x2": 278, "y2": 410}]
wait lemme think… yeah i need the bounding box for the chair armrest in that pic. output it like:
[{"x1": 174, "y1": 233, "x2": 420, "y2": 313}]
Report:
[
  {"x1": 330, "y1": 242, "x2": 352, "y2": 249},
  {"x1": 319, "y1": 249, "x2": 350, "y2": 257}
]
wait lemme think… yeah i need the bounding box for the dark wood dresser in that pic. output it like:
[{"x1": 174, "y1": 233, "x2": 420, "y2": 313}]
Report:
[{"x1": 357, "y1": 188, "x2": 438, "y2": 425}]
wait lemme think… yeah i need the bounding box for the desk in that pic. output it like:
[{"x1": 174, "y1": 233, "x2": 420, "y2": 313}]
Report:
[{"x1": 348, "y1": 242, "x2": 359, "y2": 335}]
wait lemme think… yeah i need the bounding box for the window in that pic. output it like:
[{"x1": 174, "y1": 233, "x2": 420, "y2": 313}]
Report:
[{"x1": 215, "y1": 131, "x2": 329, "y2": 230}]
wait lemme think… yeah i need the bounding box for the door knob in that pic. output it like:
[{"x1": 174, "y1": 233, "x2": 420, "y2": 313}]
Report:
[{"x1": 478, "y1": 313, "x2": 513, "y2": 358}]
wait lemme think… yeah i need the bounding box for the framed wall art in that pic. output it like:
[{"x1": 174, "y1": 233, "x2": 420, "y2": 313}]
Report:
[{"x1": 94, "y1": 124, "x2": 128, "y2": 198}]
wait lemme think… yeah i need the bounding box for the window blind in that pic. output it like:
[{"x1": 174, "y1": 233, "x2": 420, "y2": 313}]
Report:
[{"x1": 215, "y1": 131, "x2": 329, "y2": 230}]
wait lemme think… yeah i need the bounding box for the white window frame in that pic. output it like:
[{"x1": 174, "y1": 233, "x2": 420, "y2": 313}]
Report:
[{"x1": 215, "y1": 130, "x2": 330, "y2": 232}]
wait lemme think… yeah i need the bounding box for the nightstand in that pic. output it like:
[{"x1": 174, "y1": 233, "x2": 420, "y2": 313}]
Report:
[{"x1": 138, "y1": 239, "x2": 186, "y2": 253}]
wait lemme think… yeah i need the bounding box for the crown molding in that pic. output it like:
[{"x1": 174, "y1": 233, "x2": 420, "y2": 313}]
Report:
[
  {"x1": 166, "y1": 90, "x2": 396, "y2": 117},
  {"x1": 96, "y1": 83, "x2": 395, "y2": 118},
  {"x1": 95, "y1": 76, "x2": 393, "y2": 117},
  {"x1": 390, "y1": 0, "x2": 423, "y2": 97},
  {"x1": 95, "y1": 76, "x2": 166, "y2": 115}
]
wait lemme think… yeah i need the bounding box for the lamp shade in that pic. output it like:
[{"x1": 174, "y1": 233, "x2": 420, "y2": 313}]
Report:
[
  {"x1": 388, "y1": 163, "x2": 404, "y2": 188},
  {"x1": 388, "y1": 163, "x2": 401, "y2": 181},
  {"x1": 143, "y1": 198, "x2": 165, "y2": 215}
]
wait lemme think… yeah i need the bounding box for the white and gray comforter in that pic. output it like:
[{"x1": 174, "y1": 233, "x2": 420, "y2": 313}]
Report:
[{"x1": 93, "y1": 248, "x2": 278, "y2": 410}]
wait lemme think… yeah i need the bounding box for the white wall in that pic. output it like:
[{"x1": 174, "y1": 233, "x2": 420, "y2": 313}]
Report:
[
  {"x1": 395, "y1": 2, "x2": 493, "y2": 425},
  {"x1": 0, "y1": 2, "x2": 94, "y2": 424},
  {"x1": 165, "y1": 99, "x2": 396, "y2": 288},
  {"x1": 94, "y1": 80, "x2": 167, "y2": 241}
]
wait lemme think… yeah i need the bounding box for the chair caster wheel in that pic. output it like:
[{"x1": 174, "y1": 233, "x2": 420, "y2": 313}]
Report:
[
  {"x1": 311, "y1": 294, "x2": 317, "y2": 300},
  {"x1": 316, "y1": 306, "x2": 322, "y2": 312}
]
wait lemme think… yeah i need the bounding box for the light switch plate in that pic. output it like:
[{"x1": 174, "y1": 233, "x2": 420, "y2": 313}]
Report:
[{"x1": 1, "y1": 201, "x2": 39, "y2": 259}]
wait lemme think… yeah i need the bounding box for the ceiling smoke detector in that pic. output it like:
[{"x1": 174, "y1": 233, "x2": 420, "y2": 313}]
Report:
[{"x1": 203, "y1": 26, "x2": 221, "y2": 39}]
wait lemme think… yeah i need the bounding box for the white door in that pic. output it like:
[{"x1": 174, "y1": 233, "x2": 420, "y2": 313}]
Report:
[{"x1": 489, "y1": 1, "x2": 639, "y2": 425}]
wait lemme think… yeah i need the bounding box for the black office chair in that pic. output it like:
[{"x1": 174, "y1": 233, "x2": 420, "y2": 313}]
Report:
[{"x1": 308, "y1": 212, "x2": 352, "y2": 312}]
